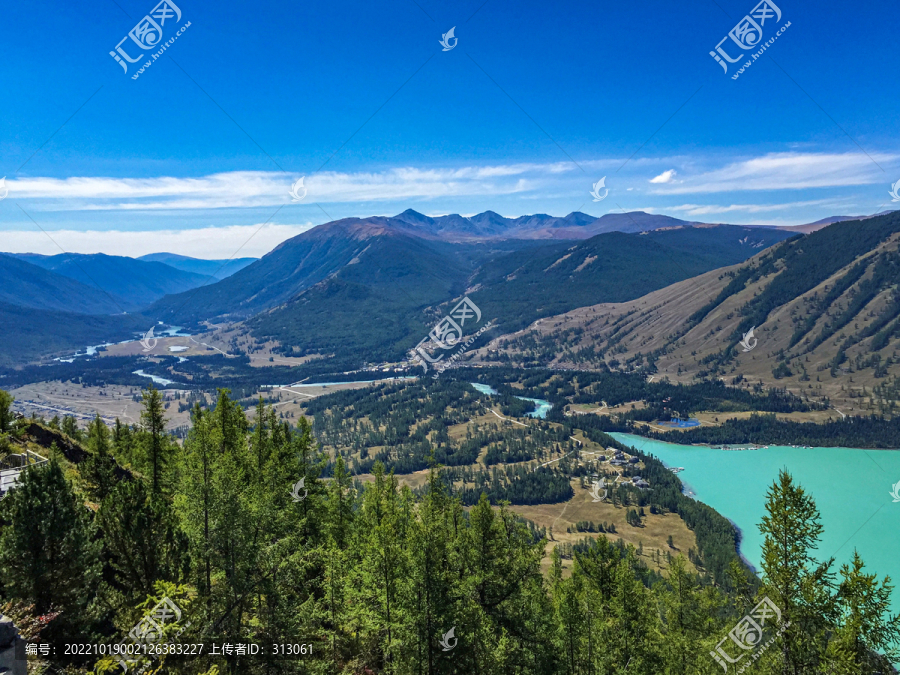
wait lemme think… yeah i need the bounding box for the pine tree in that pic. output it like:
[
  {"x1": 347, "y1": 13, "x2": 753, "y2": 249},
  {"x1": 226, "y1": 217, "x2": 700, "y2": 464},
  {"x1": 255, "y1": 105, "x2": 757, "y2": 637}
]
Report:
[
  {"x1": 553, "y1": 566, "x2": 586, "y2": 673},
  {"x1": 402, "y1": 464, "x2": 457, "y2": 675},
  {"x1": 576, "y1": 534, "x2": 619, "y2": 603},
  {"x1": 601, "y1": 548, "x2": 662, "y2": 673},
  {"x1": 96, "y1": 478, "x2": 188, "y2": 598},
  {"x1": 250, "y1": 398, "x2": 272, "y2": 473},
  {"x1": 0, "y1": 389, "x2": 14, "y2": 432},
  {"x1": 327, "y1": 454, "x2": 354, "y2": 550},
  {"x1": 462, "y1": 494, "x2": 554, "y2": 670},
  {"x1": 61, "y1": 414, "x2": 80, "y2": 441},
  {"x1": 139, "y1": 386, "x2": 176, "y2": 494},
  {"x1": 352, "y1": 461, "x2": 406, "y2": 668},
  {"x1": 112, "y1": 417, "x2": 135, "y2": 465},
  {"x1": 660, "y1": 555, "x2": 724, "y2": 674},
  {"x1": 176, "y1": 404, "x2": 219, "y2": 600},
  {"x1": 0, "y1": 459, "x2": 100, "y2": 617},
  {"x1": 81, "y1": 414, "x2": 119, "y2": 501},
  {"x1": 759, "y1": 469, "x2": 834, "y2": 674},
  {"x1": 825, "y1": 550, "x2": 900, "y2": 672}
]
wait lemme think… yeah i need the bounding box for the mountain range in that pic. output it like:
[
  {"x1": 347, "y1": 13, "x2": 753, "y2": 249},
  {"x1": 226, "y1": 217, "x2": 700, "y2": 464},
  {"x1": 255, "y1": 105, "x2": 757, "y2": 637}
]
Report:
[
  {"x1": 390, "y1": 208, "x2": 732, "y2": 240},
  {"x1": 145, "y1": 219, "x2": 543, "y2": 325},
  {"x1": 787, "y1": 210, "x2": 897, "y2": 234},
  {"x1": 378, "y1": 208, "x2": 895, "y2": 240},
  {"x1": 138, "y1": 252, "x2": 257, "y2": 280},
  {"x1": 146, "y1": 214, "x2": 795, "y2": 365},
  {"x1": 2, "y1": 208, "x2": 894, "y2": 374},
  {"x1": 454, "y1": 224, "x2": 794, "y2": 336},
  {"x1": 482, "y1": 211, "x2": 900, "y2": 412},
  {"x1": 0, "y1": 254, "x2": 125, "y2": 315},
  {"x1": 8, "y1": 252, "x2": 212, "y2": 312},
  {"x1": 0, "y1": 252, "x2": 244, "y2": 367}
]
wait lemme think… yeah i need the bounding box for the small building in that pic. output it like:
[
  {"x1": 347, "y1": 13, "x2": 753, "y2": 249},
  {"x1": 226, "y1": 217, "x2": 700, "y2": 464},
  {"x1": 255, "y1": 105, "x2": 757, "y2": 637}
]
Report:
[{"x1": 628, "y1": 456, "x2": 640, "y2": 464}]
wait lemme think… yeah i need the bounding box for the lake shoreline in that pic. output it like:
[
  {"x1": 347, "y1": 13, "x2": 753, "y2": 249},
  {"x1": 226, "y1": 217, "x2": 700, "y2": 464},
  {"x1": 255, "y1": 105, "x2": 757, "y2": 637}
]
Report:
[{"x1": 610, "y1": 431, "x2": 900, "y2": 618}]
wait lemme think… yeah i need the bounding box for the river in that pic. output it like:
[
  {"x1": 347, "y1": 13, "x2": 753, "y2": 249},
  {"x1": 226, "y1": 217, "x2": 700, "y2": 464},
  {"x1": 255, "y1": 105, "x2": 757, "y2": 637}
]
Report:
[
  {"x1": 610, "y1": 432, "x2": 900, "y2": 612},
  {"x1": 132, "y1": 370, "x2": 175, "y2": 386},
  {"x1": 55, "y1": 325, "x2": 195, "y2": 363},
  {"x1": 470, "y1": 383, "x2": 552, "y2": 419}
]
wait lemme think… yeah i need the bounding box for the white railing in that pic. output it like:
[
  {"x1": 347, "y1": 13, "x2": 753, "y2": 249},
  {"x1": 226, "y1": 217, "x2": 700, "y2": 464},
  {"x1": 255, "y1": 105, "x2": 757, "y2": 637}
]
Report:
[{"x1": 0, "y1": 451, "x2": 49, "y2": 497}]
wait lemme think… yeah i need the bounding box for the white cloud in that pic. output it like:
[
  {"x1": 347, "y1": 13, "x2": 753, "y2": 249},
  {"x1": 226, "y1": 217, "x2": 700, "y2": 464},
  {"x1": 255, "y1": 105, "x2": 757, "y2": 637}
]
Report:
[
  {"x1": 649, "y1": 169, "x2": 677, "y2": 184},
  {"x1": 2, "y1": 151, "x2": 897, "y2": 253},
  {"x1": 0, "y1": 223, "x2": 315, "y2": 258},
  {"x1": 3, "y1": 164, "x2": 584, "y2": 211},
  {"x1": 1, "y1": 159, "x2": 639, "y2": 213},
  {"x1": 5, "y1": 153, "x2": 896, "y2": 215},
  {"x1": 650, "y1": 152, "x2": 897, "y2": 195},
  {"x1": 666, "y1": 198, "x2": 843, "y2": 217}
]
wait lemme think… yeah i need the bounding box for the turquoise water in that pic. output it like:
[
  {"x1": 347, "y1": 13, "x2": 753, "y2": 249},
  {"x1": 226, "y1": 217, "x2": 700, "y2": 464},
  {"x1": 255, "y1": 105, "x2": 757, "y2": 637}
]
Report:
[
  {"x1": 518, "y1": 396, "x2": 553, "y2": 419},
  {"x1": 132, "y1": 370, "x2": 175, "y2": 387},
  {"x1": 158, "y1": 325, "x2": 192, "y2": 337},
  {"x1": 470, "y1": 383, "x2": 499, "y2": 396},
  {"x1": 469, "y1": 383, "x2": 553, "y2": 419},
  {"x1": 610, "y1": 433, "x2": 900, "y2": 601}
]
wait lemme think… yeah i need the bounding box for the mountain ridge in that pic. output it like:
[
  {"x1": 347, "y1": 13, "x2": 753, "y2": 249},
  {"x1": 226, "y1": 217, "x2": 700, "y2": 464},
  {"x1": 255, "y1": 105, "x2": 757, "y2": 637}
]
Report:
[
  {"x1": 8, "y1": 252, "x2": 212, "y2": 312},
  {"x1": 384, "y1": 208, "x2": 880, "y2": 241},
  {"x1": 138, "y1": 252, "x2": 257, "y2": 280},
  {"x1": 0, "y1": 254, "x2": 125, "y2": 315},
  {"x1": 144, "y1": 214, "x2": 797, "y2": 330},
  {"x1": 480, "y1": 212, "x2": 900, "y2": 411},
  {"x1": 144, "y1": 217, "x2": 486, "y2": 324},
  {"x1": 389, "y1": 209, "x2": 708, "y2": 240},
  {"x1": 204, "y1": 222, "x2": 795, "y2": 371}
]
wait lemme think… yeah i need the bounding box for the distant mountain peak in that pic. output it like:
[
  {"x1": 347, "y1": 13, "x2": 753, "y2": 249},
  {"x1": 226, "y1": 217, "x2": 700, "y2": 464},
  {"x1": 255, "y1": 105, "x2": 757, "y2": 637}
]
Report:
[
  {"x1": 396, "y1": 208, "x2": 431, "y2": 220},
  {"x1": 384, "y1": 208, "x2": 708, "y2": 240},
  {"x1": 315, "y1": 208, "x2": 900, "y2": 244}
]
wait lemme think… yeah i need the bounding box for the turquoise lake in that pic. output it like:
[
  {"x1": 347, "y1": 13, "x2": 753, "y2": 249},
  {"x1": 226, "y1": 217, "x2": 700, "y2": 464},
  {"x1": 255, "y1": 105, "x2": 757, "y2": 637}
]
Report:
[{"x1": 610, "y1": 433, "x2": 900, "y2": 609}]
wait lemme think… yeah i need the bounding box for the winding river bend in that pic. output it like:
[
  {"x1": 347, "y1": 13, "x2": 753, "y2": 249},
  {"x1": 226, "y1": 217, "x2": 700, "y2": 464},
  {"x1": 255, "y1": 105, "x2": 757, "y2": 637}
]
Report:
[{"x1": 470, "y1": 383, "x2": 552, "y2": 419}]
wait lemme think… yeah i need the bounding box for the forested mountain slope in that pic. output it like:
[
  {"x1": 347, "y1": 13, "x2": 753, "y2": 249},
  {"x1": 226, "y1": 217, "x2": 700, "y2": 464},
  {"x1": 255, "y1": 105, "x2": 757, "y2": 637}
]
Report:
[
  {"x1": 460, "y1": 225, "x2": 792, "y2": 336},
  {"x1": 11, "y1": 252, "x2": 211, "y2": 311},
  {"x1": 138, "y1": 252, "x2": 257, "y2": 280},
  {"x1": 146, "y1": 219, "x2": 535, "y2": 325},
  {"x1": 241, "y1": 224, "x2": 790, "y2": 366},
  {"x1": 483, "y1": 212, "x2": 900, "y2": 413},
  {"x1": 0, "y1": 254, "x2": 124, "y2": 315},
  {"x1": 0, "y1": 303, "x2": 143, "y2": 367},
  {"x1": 1, "y1": 385, "x2": 896, "y2": 673}
]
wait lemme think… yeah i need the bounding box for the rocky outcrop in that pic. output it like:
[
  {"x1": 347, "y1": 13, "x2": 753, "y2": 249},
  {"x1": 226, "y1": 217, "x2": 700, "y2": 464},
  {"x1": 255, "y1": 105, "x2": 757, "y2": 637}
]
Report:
[{"x1": 0, "y1": 615, "x2": 25, "y2": 675}]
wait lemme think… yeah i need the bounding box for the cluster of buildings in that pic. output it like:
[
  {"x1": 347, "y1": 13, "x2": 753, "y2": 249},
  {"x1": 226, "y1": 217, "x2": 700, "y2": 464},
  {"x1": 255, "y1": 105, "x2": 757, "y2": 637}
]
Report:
[
  {"x1": 594, "y1": 450, "x2": 650, "y2": 490},
  {"x1": 608, "y1": 450, "x2": 640, "y2": 467}
]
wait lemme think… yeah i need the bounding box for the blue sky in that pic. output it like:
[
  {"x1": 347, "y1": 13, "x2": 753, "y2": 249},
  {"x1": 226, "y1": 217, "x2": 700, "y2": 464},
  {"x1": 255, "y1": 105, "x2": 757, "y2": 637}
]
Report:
[{"x1": 1, "y1": 0, "x2": 898, "y2": 257}]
